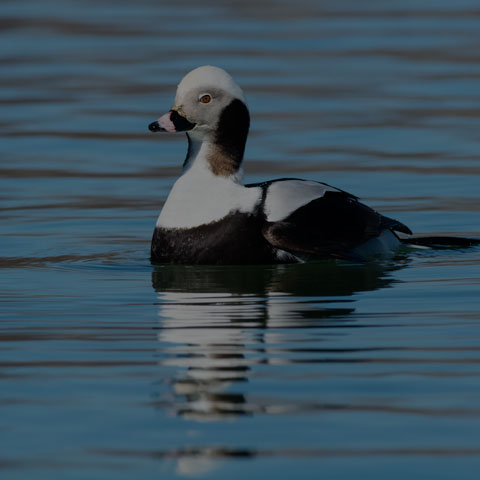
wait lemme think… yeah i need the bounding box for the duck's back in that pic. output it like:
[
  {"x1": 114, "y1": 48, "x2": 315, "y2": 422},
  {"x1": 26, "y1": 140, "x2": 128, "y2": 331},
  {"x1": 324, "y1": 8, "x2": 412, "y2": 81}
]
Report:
[{"x1": 151, "y1": 177, "x2": 411, "y2": 264}]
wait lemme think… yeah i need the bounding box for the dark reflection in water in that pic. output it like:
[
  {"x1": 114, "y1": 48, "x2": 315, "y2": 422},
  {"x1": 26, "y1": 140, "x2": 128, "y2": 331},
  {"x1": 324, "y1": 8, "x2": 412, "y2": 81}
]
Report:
[
  {"x1": 152, "y1": 261, "x2": 396, "y2": 297},
  {"x1": 151, "y1": 262, "x2": 399, "y2": 421}
]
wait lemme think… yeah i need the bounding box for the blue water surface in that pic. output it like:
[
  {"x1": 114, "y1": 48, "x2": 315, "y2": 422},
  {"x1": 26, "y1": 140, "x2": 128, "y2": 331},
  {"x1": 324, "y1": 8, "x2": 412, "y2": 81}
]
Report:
[{"x1": 1, "y1": 1, "x2": 480, "y2": 479}]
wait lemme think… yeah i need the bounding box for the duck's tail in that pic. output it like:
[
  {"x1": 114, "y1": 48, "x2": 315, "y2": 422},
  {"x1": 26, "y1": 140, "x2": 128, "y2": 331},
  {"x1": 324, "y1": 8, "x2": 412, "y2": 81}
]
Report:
[{"x1": 402, "y1": 236, "x2": 480, "y2": 249}]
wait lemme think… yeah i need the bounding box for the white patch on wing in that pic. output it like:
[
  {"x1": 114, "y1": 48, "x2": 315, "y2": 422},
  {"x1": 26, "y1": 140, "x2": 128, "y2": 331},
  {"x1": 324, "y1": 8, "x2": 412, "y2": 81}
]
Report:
[
  {"x1": 157, "y1": 151, "x2": 261, "y2": 229},
  {"x1": 264, "y1": 180, "x2": 338, "y2": 222}
]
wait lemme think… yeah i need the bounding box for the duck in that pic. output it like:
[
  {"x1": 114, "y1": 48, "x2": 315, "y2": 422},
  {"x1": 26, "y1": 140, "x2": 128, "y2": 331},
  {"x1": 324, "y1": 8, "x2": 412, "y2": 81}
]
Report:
[{"x1": 148, "y1": 65, "x2": 478, "y2": 265}]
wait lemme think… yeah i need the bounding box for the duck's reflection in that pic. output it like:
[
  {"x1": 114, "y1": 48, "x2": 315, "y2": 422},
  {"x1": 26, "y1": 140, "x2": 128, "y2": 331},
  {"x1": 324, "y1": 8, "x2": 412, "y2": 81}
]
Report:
[{"x1": 151, "y1": 261, "x2": 402, "y2": 422}]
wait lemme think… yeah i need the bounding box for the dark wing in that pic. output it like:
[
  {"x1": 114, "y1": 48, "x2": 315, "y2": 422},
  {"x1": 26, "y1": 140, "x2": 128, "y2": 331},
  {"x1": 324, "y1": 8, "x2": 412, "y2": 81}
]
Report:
[{"x1": 262, "y1": 190, "x2": 411, "y2": 260}]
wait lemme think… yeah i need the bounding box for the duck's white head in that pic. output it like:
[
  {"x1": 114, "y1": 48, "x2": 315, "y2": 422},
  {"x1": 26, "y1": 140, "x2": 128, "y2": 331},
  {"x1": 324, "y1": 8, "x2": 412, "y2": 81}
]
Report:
[{"x1": 149, "y1": 66, "x2": 250, "y2": 177}]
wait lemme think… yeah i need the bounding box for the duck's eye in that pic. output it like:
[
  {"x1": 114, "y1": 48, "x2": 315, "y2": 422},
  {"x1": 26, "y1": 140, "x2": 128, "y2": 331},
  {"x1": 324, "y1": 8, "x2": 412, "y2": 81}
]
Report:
[{"x1": 199, "y1": 94, "x2": 212, "y2": 104}]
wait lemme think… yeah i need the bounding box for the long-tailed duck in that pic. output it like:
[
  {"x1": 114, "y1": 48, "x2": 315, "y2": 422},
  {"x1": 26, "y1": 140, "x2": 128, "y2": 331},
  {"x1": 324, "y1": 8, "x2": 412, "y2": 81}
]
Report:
[{"x1": 148, "y1": 66, "x2": 478, "y2": 264}]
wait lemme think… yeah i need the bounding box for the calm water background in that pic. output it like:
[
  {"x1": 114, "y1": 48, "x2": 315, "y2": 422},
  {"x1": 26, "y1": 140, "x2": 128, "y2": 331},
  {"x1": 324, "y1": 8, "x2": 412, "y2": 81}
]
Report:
[{"x1": 2, "y1": 0, "x2": 480, "y2": 478}]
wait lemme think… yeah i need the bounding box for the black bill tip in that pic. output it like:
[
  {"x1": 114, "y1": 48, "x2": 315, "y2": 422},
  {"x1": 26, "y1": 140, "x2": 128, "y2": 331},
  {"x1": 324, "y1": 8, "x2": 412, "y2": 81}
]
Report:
[{"x1": 148, "y1": 121, "x2": 162, "y2": 132}]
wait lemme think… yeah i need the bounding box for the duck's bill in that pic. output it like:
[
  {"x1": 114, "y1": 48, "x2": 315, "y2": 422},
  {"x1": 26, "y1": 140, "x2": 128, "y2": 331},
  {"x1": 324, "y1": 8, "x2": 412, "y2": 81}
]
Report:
[{"x1": 148, "y1": 110, "x2": 196, "y2": 133}]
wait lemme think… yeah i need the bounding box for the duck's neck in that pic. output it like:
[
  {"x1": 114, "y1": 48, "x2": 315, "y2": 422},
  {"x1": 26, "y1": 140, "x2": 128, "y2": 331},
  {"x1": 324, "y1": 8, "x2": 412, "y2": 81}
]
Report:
[
  {"x1": 182, "y1": 99, "x2": 250, "y2": 182},
  {"x1": 182, "y1": 136, "x2": 244, "y2": 184}
]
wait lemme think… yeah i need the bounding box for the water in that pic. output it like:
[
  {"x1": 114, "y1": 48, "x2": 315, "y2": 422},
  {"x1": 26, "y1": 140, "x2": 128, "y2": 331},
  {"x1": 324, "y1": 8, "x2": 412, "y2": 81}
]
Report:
[{"x1": 1, "y1": 0, "x2": 480, "y2": 478}]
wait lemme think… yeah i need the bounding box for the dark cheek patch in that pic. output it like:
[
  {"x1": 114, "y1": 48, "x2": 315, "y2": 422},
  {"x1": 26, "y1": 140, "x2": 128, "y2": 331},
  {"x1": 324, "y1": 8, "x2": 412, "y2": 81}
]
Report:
[
  {"x1": 206, "y1": 99, "x2": 250, "y2": 176},
  {"x1": 215, "y1": 99, "x2": 250, "y2": 164}
]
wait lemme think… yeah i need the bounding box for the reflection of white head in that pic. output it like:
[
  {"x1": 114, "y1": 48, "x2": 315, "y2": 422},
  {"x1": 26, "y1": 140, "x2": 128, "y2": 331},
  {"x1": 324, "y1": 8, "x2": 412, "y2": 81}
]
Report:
[
  {"x1": 176, "y1": 452, "x2": 223, "y2": 478},
  {"x1": 153, "y1": 262, "x2": 389, "y2": 427}
]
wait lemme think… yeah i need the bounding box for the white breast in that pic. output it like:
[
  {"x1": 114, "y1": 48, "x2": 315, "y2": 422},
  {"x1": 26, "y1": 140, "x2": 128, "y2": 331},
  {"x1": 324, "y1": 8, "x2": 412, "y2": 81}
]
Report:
[
  {"x1": 264, "y1": 179, "x2": 338, "y2": 222},
  {"x1": 157, "y1": 164, "x2": 262, "y2": 229}
]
